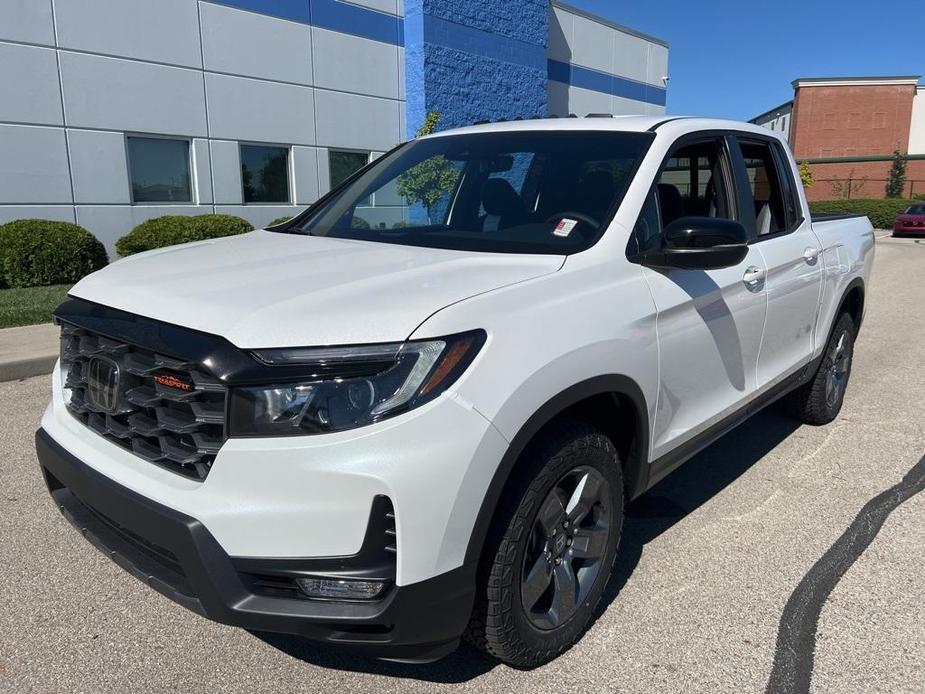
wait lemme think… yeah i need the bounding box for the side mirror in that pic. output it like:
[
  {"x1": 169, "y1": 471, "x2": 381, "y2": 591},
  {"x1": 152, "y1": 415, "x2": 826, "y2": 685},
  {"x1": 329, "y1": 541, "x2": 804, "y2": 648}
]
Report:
[{"x1": 641, "y1": 217, "x2": 749, "y2": 270}]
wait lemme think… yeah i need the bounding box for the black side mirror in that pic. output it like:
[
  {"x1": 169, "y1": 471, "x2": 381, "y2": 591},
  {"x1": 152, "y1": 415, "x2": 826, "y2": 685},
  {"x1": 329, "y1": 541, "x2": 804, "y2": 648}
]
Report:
[{"x1": 641, "y1": 217, "x2": 749, "y2": 270}]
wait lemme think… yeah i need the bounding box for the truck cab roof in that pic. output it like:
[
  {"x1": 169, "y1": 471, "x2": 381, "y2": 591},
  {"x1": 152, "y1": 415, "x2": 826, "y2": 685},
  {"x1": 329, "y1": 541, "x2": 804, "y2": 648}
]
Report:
[{"x1": 424, "y1": 116, "x2": 786, "y2": 141}]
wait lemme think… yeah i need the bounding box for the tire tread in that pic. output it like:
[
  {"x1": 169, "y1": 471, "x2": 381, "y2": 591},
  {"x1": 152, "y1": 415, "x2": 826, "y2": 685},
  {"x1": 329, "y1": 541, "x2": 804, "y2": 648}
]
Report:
[{"x1": 465, "y1": 421, "x2": 623, "y2": 668}]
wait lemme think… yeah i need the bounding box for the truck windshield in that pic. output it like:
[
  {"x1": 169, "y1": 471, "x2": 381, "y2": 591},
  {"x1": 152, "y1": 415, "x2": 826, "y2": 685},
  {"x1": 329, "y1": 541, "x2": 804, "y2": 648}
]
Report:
[{"x1": 283, "y1": 130, "x2": 653, "y2": 254}]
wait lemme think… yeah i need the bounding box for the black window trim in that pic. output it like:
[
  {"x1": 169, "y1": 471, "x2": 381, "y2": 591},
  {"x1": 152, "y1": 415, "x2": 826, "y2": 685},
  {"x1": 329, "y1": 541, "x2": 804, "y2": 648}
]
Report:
[
  {"x1": 626, "y1": 129, "x2": 743, "y2": 263},
  {"x1": 239, "y1": 141, "x2": 292, "y2": 206},
  {"x1": 731, "y1": 133, "x2": 806, "y2": 243},
  {"x1": 125, "y1": 133, "x2": 194, "y2": 206}
]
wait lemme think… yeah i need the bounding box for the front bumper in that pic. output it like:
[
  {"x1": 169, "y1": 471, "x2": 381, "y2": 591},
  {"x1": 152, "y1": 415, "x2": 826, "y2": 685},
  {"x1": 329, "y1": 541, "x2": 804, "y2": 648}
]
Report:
[{"x1": 36, "y1": 428, "x2": 475, "y2": 660}]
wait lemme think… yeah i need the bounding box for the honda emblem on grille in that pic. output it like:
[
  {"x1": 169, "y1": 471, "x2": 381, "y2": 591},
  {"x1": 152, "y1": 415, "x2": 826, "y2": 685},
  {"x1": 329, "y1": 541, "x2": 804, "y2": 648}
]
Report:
[{"x1": 86, "y1": 356, "x2": 121, "y2": 414}]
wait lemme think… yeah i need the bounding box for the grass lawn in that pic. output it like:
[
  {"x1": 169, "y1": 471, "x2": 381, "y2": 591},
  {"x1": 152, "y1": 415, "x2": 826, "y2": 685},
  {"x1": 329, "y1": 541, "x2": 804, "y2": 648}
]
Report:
[{"x1": 0, "y1": 284, "x2": 70, "y2": 328}]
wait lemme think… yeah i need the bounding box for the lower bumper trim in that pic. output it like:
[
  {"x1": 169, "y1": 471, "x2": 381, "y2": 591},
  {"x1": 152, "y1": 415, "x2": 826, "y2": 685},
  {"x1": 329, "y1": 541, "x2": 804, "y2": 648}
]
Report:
[{"x1": 36, "y1": 428, "x2": 475, "y2": 660}]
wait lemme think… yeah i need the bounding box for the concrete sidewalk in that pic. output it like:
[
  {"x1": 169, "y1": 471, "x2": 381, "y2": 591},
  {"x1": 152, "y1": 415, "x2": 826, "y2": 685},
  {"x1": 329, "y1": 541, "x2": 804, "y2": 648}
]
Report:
[{"x1": 0, "y1": 323, "x2": 58, "y2": 382}]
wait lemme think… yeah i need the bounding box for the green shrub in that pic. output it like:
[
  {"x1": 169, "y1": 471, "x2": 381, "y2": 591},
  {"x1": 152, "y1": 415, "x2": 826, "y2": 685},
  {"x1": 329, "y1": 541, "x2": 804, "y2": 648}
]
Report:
[
  {"x1": 115, "y1": 214, "x2": 253, "y2": 257},
  {"x1": 0, "y1": 219, "x2": 107, "y2": 288},
  {"x1": 808, "y1": 198, "x2": 913, "y2": 230},
  {"x1": 268, "y1": 215, "x2": 293, "y2": 227}
]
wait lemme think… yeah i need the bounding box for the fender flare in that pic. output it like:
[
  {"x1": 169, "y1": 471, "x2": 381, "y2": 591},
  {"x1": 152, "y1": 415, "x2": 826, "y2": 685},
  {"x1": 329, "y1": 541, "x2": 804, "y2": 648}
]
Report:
[
  {"x1": 462, "y1": 374, "x2": 650, "y2": 568},
  {"x1": 819, "y1": 276, "x2": 865, "y2": 353},
  {"x1": 837, "y1": 276, "x2": 865, "y2": 329}
]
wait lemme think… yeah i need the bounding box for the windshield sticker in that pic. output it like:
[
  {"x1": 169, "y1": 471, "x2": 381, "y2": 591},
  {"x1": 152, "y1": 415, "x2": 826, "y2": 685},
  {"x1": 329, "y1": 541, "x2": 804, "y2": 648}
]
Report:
[{"x1": 553, "y1": 218, "x2": 579, "y2": 237}]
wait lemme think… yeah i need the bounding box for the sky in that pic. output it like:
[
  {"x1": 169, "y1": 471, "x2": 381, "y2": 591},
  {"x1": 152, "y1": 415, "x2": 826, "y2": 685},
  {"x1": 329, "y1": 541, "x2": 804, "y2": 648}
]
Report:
[{"x1": 576, "y1": 0, "x2": 925, "y2": 121}]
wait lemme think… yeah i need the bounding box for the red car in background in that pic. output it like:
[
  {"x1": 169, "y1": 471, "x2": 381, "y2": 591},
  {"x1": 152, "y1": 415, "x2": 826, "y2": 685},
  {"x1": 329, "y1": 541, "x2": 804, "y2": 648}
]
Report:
[{"x1": 894, "y1": 203, "x2": 925, "y2": 237}]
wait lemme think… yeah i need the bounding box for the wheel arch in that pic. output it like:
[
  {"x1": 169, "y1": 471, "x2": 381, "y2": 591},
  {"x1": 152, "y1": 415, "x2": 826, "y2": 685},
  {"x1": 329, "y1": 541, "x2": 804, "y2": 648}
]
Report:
[
  {"x1": 463, "y1": 375, "x2": 650, "y2": 568},
  {"x1": 837, "y1": 277, "x2": 865, "y2": 330}
]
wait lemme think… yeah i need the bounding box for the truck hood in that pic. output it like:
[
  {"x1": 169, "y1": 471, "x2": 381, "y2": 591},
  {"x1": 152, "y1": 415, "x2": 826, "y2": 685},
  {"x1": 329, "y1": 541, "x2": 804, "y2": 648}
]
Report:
[{"x1": 69, "y1": 230, "x2": 563, "y2": 348}]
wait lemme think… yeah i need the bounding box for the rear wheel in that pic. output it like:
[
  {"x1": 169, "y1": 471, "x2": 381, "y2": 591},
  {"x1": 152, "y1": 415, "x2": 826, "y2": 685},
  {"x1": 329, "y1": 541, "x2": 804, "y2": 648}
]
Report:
[
  {"x1": 467, "y1": 422, "x2": 623, "y2": 668},
  {"x1": 787, "y1": 313, "x2": 855, "y2": 425}
]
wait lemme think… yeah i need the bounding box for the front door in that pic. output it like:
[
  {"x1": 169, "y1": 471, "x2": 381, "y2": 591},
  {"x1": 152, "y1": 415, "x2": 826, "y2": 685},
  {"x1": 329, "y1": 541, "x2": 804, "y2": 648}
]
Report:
[{"x1": 633, "y1": 136, "x2": 768, "y2": 459}]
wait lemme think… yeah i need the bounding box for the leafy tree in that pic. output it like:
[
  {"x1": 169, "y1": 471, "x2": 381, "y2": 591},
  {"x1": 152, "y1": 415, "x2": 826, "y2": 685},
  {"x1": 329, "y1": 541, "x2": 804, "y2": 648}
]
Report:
[
  {"x1": 885, "y1": 148, "x2": 907, "y2": 198},
  {"x1": 799, "y1": 160, "x2": 814, "y2": 188},
  {"x1": 396, "y1": 112, "x2": 459, "y2": 222}
]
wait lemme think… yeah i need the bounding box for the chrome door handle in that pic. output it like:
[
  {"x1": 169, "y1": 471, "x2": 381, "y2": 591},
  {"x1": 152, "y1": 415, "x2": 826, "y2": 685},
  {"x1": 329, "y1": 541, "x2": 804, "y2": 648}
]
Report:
[
  {"x1": 743, "y1": 266, "x2": 764, "y2": 286},
  {"x1": 803, "y1": 247, "x2": 821, "y2": 263}
]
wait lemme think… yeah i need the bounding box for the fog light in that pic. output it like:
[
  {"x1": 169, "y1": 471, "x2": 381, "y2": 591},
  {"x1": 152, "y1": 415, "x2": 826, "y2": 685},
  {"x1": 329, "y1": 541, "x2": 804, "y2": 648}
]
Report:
[{"x1": 295, "y1": 577, "x2": 388, "y2": 600}]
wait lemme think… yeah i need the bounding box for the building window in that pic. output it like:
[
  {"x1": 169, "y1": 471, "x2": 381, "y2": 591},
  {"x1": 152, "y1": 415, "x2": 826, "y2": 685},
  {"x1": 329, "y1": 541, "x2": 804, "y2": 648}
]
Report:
[
  {"x1": 127, "y1": 136, "x2": 192, "y2": 203},
  {"x1": 329, "y1": 150, "x2": 370, "y2": 190},
  {"x1": 241, "y1": 144, "x2": 290, "y2": 203}
]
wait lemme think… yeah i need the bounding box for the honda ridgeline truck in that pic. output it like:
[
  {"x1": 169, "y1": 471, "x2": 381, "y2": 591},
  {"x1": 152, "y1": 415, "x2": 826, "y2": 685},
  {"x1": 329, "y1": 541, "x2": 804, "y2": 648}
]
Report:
[{"x1": 36, "y1": 117, "x2": 874, "y2": 667}]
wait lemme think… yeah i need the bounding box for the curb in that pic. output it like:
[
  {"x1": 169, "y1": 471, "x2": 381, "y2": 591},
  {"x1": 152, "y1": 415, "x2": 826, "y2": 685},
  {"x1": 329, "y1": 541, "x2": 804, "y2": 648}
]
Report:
[
  {"x1": 0, "y1": 322, "x2": 60, "y2": 383},
  {"x1": 0, "y1": 354, "x2": 58, "y2": 383}
]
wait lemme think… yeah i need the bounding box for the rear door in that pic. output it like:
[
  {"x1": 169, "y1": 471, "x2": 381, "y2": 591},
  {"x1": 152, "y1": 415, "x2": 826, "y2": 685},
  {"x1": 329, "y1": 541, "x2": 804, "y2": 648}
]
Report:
[
  {"x1": 732, "y1": 136, "x2": 823, "y2": 388},
  {"x1": 631, "y1": 134, "x2": 768, "y2": 459}
]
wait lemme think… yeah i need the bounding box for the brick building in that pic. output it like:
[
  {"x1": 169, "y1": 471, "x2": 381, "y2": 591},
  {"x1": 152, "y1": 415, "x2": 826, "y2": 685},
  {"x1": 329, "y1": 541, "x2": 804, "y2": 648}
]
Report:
[{"x1": 752, "y1": 76, "x2": 925, "y2": 201}]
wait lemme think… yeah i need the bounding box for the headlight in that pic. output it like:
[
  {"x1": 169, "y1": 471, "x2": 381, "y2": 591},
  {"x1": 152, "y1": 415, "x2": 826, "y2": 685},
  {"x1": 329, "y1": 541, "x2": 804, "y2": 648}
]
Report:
[{"x1": 228, "y1": 330, "x2": 485, "y2": 436}]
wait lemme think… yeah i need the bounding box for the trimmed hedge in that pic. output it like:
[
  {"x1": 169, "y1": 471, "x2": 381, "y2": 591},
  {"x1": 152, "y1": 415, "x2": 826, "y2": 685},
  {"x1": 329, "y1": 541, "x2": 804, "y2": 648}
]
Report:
[
  {"x1": 116, "y1": 214, "x2": 253, "y2": 257},
  {"x1": 268, "y1": 215, "x2": 293, "y2": 227},
  {"x1": 0, "y1": 219, "x2": 107, "y2": 288},
  {"x1": 809, "y1": 198, "x2": 912, "y2": 230}
]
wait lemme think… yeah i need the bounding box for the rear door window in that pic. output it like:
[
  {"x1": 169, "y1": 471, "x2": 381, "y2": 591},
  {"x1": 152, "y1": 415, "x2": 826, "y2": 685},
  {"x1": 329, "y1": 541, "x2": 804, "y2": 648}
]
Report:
[{"x1": 737, "y1": 139, "x2": 790, "y2": 237}]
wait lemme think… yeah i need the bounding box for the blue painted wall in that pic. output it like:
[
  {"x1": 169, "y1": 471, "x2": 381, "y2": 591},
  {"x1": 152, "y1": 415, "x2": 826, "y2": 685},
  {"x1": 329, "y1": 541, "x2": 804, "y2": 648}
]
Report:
[
  {"x1": 210, "y1": 0, "x2": 403, "y2": 45},
  {"x1": 548, "y1": 60, "x2": 667, "y2": 107},
  {"x1": 404, "y1": 0, "x2": 548, "y2": 137}
]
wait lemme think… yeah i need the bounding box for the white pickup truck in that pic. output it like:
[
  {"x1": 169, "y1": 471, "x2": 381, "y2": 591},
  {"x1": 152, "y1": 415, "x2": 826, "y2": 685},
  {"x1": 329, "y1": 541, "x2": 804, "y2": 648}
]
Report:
[{"x1": 37, "y1": 117, "x2": 874, "y2": 667}]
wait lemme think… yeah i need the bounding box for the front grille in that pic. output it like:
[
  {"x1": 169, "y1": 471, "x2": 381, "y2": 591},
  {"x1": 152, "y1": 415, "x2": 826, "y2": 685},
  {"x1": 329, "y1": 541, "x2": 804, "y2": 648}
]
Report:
[{"x1": 59, "y1": 321, "x2": 227, "y2": 480}]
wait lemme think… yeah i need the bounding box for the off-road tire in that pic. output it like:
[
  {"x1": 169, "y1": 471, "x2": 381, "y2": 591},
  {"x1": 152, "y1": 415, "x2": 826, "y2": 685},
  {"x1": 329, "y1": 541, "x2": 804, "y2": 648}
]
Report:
[
  {"x1": 465, "y1": 421, "x2": 624, "y2": 668},
  {"x1": 787, "y1": 312, "x2": 856, "y2": 425}
]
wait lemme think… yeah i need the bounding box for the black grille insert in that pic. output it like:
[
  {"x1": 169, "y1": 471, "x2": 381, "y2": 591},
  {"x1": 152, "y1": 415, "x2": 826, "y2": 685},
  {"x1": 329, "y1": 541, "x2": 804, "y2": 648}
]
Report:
[{"x1": 60, "y1": 321, "x2": 227, "y2": 480}]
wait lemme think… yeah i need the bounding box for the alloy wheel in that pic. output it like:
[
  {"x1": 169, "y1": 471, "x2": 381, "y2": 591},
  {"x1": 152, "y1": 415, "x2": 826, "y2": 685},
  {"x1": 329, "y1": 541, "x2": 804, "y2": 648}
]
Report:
[
  {"x1": 825, "y1": 331, "x2": 851, "y2": 408},
  {"x1": 520, "y1": 466, "x2": 612, "y2": 630}
]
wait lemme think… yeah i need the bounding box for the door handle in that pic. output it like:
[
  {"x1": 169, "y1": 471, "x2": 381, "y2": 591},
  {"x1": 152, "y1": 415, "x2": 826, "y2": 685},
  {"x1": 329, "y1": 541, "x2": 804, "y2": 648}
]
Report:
[
  {"x1": 743, "y1": 266, "x2": 764, "y2": 286},
  {"x1": 803, "y1": 247, "x2": 821, "y2": 263}
]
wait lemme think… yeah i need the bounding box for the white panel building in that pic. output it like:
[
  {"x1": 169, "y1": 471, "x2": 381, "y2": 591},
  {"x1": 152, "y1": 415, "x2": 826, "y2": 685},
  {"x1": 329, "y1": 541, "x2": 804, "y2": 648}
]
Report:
[{"x1": 0, "y1": 0, "x2": 668, "y2": 256}]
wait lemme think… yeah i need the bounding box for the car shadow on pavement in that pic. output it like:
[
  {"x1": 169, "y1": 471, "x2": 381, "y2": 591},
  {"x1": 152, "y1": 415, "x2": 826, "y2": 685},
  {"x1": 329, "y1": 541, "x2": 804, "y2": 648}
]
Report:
[
  {"x1": 253, "y1": 407, "x2": 801, "y2": 683},
  {"x1": 602, "y1": 407, "x2": 801, "y2": 607},
  {"x1": 251, "y1": 633, "x2": 498, "y2": 683}
]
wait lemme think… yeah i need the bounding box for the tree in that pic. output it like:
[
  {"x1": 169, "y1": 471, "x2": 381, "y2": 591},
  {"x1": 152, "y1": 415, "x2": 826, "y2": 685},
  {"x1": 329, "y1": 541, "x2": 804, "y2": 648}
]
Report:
[
  {"x1": 885, "y1": 148, "x2": 907, "y2": 198},
  {"x1": 830, "y1": 169, "x2": 867, "y2": 200},
  {"x1": 396, "y1": 111, "x2": 459, "y2": 222},
  {"x1": 799, "y1": 160, "x2": 814, "y2": 188}
]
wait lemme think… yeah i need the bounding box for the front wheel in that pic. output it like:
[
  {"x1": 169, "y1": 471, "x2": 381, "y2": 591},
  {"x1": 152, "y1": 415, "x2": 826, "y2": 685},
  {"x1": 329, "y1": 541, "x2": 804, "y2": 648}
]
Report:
[
  {"x1": 467, "y1": 422, "x2": 624, "y2": 668},
  {"x1": 787, "y1": 313, "x2": 856, "y2": 425}
]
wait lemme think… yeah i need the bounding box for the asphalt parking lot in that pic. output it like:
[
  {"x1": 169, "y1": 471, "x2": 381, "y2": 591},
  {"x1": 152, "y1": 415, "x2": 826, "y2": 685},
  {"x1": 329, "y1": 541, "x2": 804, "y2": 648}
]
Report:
[{"x1": 1, "y1": 235, "x2": 923, "y2": 694}]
